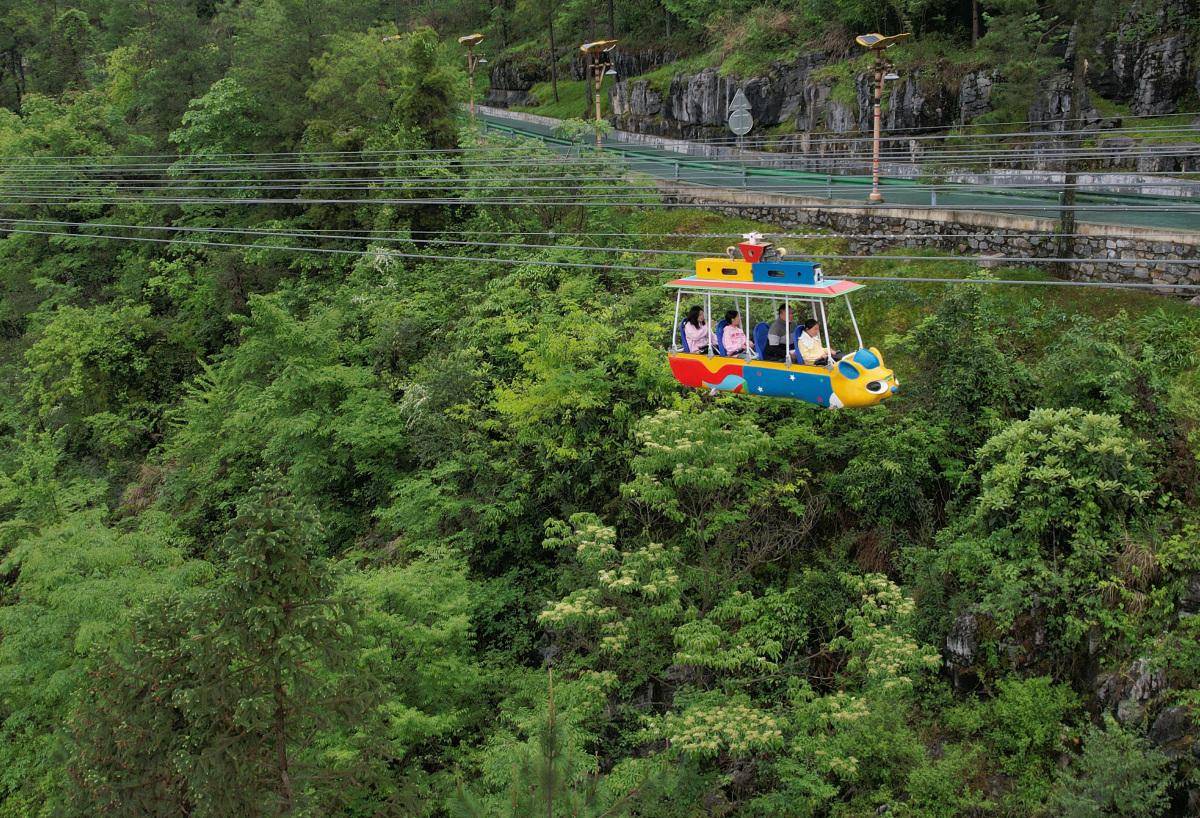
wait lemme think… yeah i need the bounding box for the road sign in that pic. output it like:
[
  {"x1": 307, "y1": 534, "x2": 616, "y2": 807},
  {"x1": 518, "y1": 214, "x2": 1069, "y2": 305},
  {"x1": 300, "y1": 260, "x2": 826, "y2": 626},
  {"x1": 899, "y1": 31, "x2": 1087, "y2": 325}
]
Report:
[
  {"x1": 728, "y1": 88, "x2": 753, "y2": 137},
  {"x1": 728, "y1": 109, "x2": 753, "y2": 136}
]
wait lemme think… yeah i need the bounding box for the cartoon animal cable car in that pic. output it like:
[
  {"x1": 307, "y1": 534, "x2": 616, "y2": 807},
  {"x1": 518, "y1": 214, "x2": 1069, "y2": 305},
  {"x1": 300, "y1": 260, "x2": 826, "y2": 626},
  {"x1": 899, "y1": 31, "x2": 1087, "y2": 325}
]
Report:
[{"x1": 666, "y1": 233, "x2": 899, "y2": 409}]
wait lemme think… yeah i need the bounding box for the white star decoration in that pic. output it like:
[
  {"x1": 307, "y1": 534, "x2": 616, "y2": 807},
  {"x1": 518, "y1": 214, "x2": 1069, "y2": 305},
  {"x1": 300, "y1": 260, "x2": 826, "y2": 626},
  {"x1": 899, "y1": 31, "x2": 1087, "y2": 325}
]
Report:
[
  {"x1": 757, "y1": 386, "x2": 764, "y2": 393},
  {"x1": 788, "y1": 374, "x2": 796, "y2": 381}
]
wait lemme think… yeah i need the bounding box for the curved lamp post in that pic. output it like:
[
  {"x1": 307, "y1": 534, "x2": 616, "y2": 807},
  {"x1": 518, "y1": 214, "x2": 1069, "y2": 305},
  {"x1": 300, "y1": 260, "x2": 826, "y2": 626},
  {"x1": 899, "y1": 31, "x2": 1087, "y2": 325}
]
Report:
[
  {"x1": 855, "y1": 32, "x2": 910, "y2": 204},
  {"x1": 581, "y1": 39, "x2": 618, "y2": 147},
  {"x1": 458, "y1": 33, "x2": 486, "y2": 121}
]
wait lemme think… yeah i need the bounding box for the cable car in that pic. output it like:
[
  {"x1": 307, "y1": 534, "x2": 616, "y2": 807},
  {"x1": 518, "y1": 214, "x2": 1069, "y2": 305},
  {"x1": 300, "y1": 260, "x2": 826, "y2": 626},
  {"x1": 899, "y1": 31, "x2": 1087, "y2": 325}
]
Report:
[{"x1": 666, "y1": 234, "x2": 898, "y2": 409}]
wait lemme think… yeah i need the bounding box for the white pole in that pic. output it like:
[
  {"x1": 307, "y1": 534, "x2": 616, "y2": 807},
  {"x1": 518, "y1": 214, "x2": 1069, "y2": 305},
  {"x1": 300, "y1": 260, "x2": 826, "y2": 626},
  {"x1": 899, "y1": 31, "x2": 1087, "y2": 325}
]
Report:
[
  {"x1": 784, "y1": 297, "x2": 791, "y2": 364},
  {"x1": 671, "y1": 290, "x2": 682, "y2": 349},
  {"x1": 745, "y1": 294, "x2": 752, "y2": 360},
  {"x1": 818, "y1": 300, "x2": 833, "y2": 366},
  {"x1": 844, "y1": 296, "x2": 864, "y2": 350},
  {"x1": 705, "y1": 291, "x2": 712, "y2": 357}
]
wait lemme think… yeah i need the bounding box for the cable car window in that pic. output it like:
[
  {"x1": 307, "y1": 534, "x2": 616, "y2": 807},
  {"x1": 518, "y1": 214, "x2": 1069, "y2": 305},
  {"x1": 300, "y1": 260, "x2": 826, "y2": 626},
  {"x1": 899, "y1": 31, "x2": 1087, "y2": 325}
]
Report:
[
  {"x1": 766, "y1": 269, "x2": 786, "y2": 278},
  {"x1": 721, "y1": 267, "x2": 739, "y2": 276}
]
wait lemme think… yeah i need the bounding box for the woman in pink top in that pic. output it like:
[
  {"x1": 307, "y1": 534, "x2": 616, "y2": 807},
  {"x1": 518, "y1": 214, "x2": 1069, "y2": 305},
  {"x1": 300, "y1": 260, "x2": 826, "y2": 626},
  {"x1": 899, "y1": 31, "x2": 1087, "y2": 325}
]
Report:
[
  {"x1": 682, "y1": 305, "x2": 712, "y2": 353},
  {"x1": 721, "y1": 310, "x2": 753, "y2": 356}
]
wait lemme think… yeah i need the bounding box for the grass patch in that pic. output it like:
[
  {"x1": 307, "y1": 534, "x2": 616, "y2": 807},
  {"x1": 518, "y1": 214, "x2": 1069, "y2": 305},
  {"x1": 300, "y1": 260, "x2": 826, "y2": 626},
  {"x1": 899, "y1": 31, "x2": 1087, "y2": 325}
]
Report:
[
  {"x1": 1108, "y1": 112, "x2": 1199, "y2": 144},
  {"x1": 812, "y1": 59, "x2": 860, "y2": 107},
  {"x1": 637, "y1": 54, "x2": 710, "y2": 96},
  {"x1": 709, "y1": 7, "x2": 809, "y2": 78},
  {"x1": 514, "y1": 79, "x2": 591, "y2": 120}
]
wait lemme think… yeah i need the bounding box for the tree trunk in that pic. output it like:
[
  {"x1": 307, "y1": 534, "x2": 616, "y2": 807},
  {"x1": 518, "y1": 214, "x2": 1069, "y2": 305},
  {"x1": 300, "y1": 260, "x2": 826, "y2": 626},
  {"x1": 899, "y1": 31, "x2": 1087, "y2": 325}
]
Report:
[
  {"x1": 548, "y1": 6, "x2": 559, "y2": 103},
  {"x1": 607, "y1": 0, "x2": 615, "y2": 38},
  {"x1": 545, "y1": 668, "x2": 556, "y2": 818},
  {"x1": 273, "y1": 675, "x2": 294, "y2": 815},
  {"x1": 1055, "y1": 23, "x2": 1087, "y2": 278},
  {"x1": 494, "y1": 0, "x2": 511, "y2": 47},
  {"x1": 971, "y1": 0, "x2": 979, "y2": 46}
]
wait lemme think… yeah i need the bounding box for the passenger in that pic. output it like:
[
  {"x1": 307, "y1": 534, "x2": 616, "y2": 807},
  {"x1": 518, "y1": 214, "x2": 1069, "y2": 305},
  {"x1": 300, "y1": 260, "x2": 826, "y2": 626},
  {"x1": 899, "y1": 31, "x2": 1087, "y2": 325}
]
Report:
[
  {"x1": 764, "y1": 304, "x2": 791, "y2": 361},
  {"x1": 683, "y1": 305, "x2": 712, "y2": 353},
  {"x1": 797, "y1": 319, "x2": 842, "y2": 366},
  {"x1": 721, "y1": 310, "x2": 753, "y2": 356}
]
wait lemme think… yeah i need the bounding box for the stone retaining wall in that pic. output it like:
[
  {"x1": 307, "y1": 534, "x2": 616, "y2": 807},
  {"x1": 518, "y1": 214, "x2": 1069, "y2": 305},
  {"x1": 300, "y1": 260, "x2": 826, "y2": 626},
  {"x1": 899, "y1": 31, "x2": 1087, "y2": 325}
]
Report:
[{"x1": 656, "y1": 182, "x2": 1200, "y2": 294}]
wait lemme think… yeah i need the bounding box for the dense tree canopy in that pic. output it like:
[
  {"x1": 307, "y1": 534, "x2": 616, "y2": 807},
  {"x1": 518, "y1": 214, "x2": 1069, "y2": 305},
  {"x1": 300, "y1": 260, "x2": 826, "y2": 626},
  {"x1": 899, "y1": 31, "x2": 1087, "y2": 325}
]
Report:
[{"x1": 0, "y1": 2, "x2": 1197, "y2": 817}]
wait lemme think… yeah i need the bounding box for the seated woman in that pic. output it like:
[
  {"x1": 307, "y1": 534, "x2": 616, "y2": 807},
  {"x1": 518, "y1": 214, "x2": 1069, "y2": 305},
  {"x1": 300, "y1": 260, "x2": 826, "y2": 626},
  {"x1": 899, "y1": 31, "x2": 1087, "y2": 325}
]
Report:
[
  {"x1": 721, "y1": 309, "x2": 753, "y2": 357},
  {"x1": 683, "y1": 305, "x2": 712, "y2": 354},
  {"x1": 797, "y1": 319, "x2": 842, "y2": 366}
]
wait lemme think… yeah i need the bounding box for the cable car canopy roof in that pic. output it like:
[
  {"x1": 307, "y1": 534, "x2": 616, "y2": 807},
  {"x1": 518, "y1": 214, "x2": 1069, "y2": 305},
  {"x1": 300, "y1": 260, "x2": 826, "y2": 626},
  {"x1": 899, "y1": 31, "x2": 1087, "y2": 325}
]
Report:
[{"x1": 665, "y1": 276, "x2": 863, "y2": 299}]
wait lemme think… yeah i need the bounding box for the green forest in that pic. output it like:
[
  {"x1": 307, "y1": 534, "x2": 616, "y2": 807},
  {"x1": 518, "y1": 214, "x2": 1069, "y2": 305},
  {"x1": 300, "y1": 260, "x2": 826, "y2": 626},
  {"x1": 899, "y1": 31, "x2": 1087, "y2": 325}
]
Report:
[{"x1": 1, "y1": 1, "x2": 1199, "y2": 816}]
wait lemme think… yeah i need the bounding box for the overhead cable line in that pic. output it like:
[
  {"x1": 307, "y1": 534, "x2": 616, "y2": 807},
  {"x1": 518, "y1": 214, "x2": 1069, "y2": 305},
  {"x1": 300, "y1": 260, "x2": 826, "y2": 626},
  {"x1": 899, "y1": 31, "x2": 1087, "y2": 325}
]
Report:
[
  {"x1": 3, "y1": 192, "x2": 1200, "y2": 212},
  {"x1": 0, "y1": 217, "x2": 1176, "y2": 243},
  {"x1": 4, "y1": 224, "x2": 1197, "y2": 291},
  {"x1": 0, "y1": 108, "x2": 1192, "y2": 162},
  {"x1": 4, "y1": 175, "x2": 1198, "y2": 195},
  {"x1": 3, "y1": 218, "x2": 1197, "y2": 268}
]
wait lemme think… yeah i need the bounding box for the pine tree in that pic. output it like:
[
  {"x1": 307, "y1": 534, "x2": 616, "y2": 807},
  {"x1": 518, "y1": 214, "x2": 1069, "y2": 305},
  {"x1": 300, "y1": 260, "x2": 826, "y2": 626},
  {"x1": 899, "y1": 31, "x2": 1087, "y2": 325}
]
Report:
[
  {"x1": 450, "y1": 667, "x2": 639, "y2": 818},
  {"x1": 71, "y1": 482, "x2": 381, "y2": 817}
]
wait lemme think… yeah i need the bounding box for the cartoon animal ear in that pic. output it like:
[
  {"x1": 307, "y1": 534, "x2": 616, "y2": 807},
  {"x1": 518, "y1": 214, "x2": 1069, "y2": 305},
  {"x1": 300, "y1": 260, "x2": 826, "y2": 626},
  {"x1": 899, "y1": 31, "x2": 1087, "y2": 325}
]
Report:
[{"x1": 837, "y1": 360, "x2": 862, "y2": 380}]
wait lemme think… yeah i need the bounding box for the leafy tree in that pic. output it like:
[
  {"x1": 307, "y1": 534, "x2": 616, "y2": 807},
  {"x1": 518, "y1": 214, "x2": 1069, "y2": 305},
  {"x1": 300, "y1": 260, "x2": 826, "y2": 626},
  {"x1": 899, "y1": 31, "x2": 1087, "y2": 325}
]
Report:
[
  {"x1": 622, "y1": 407, "x2": 772, "y2": 541},
  {"x1": 23, "y1": 303, "x2": 173, "y2": 460},
  {"x1": 895, "y1": 282, "x2": 1034, "y2": 461},
  {"x1": 170, "y1": 77, "x2": 273, "y2": 158},
  {"x1": 99, "y1": 0, "x2": 228, "y2": 142},
  {"x1": 539, "y1": 512, "x2": 683, "y2": 674},
  {"x1": 976, "y1": 0, "x2": 1065, "y2": 123},
  {"x1": 38, "y1": 9, "x2": 95, "y2": 96},
  {"x1": 221, "y1": 0, "x2": 381, "y2": 149},
  {"x1": 0, "y1": 510, "x2": 203, "y2": 817},
  {"x1": 0, "y1": 430, "x2": 104, "y2": 552},
  {"x1": 159, "y1": 293, "x2": 407, "y2": 545},
  {"x1": 749, "y1": 574, "x2": 942, "y2": 814},
  {"x1": 1053, "y1": 716, "x2": 1171, "y2": 818},
  {"x1": 940, "y1": 674, "x2": 1080, "y2": 809},
  {"x1": 304, "y1": 26, "x2": 464, "y2": 235},
  {"x1": 921, "y1": 408, "x2": 1153, "y2": 674}
]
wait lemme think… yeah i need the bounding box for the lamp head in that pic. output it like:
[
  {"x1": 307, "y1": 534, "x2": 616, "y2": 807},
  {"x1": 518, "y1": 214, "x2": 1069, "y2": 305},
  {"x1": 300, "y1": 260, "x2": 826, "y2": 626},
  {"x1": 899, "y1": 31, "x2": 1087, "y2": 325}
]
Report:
[
  {"x1": 855, "y1": 32, "x2": 911, "y2": 50},
  {"x1": 580, "y1": 39, "x2": 619, "y2": 55}
]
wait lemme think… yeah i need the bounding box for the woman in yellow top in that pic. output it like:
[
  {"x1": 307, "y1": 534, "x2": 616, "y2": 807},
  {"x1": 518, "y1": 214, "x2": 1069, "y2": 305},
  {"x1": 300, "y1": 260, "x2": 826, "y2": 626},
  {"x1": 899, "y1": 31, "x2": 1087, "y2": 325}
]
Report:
[{"x1": 796, "y1": 319, "x2": 842, "y2": 366}]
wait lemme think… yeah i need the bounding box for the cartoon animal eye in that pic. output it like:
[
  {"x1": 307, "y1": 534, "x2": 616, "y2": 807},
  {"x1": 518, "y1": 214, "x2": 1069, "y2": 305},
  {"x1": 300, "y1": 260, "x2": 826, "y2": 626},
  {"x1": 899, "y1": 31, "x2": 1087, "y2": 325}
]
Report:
[{"x1": 865, "y1": 380, "x2": 888, "y2": 394}]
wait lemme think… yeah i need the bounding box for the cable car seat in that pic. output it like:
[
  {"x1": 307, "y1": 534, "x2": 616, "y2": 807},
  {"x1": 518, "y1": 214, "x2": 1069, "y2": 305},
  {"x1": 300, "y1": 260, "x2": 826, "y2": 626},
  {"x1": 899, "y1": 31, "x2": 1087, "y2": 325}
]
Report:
[
  {"x1": 678, "y1": 320, "x2": 691, "y2": 353},
  {"x1": 714, "y1": 318, "x2": 730, "y2": 356},
  {"x1": 753, "y1": 322, "x2": 770, "y2": 360}
]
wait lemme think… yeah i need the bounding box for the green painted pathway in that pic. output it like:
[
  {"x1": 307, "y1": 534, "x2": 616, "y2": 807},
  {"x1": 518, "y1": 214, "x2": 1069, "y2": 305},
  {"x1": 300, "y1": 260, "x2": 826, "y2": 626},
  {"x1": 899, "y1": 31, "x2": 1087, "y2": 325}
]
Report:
[{"x1": 480, "y1": 111, "x2": 1200, "y2": 234}]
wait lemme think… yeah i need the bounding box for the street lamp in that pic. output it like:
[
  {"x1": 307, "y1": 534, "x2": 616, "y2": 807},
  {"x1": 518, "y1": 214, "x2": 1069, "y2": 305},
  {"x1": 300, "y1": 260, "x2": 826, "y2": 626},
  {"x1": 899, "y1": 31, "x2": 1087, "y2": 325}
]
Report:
[
  {"x1": 855, "y1": 32, "x2": 910, "y2": 204},
  {"x1": 581, "y1": 39, "x2": 619, "y2": 147},
  {"x1": 458, "y1": 33, "x2": 486, "y2": 121}
]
